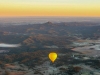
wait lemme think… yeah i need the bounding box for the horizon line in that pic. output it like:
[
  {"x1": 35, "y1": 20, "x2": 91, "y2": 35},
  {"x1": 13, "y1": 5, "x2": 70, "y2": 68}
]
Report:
[{"x1": 0, "y1": 16, "x2": 100, "y2": 18}]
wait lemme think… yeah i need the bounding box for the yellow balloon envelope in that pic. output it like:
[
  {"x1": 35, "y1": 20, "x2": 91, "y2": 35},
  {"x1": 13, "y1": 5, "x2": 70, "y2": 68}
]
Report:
[{"x1": 49, "y1": 52, "x2": 57, "y2": 63}]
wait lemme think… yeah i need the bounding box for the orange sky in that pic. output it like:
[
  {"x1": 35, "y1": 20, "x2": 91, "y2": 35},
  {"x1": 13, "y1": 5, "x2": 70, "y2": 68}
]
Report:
[{"x1": 0, "y1": 0, "x2": 100, "y2": 17}]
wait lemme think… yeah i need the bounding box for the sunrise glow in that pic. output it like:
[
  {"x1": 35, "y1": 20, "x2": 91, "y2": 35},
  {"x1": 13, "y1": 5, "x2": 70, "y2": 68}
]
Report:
[{"x1": 0, "y1": 0, "x2": 100, "y2": 17}]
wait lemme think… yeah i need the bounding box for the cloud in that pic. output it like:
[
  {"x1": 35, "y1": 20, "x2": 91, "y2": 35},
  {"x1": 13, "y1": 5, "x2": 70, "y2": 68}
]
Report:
[{"x1": 0, "y1": 43, "x2": 21, "y2": 47}]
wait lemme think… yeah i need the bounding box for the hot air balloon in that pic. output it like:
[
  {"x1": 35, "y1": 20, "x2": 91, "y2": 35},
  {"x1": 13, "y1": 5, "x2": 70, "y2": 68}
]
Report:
[{"x1": 49, "y1": 52, "x2": 57, "y2": 63}]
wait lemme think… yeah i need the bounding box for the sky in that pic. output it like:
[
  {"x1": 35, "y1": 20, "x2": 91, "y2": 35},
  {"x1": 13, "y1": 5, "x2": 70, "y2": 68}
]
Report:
[{"x1": 0, "y1": 0, "x2": 100, "y2": 17}]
